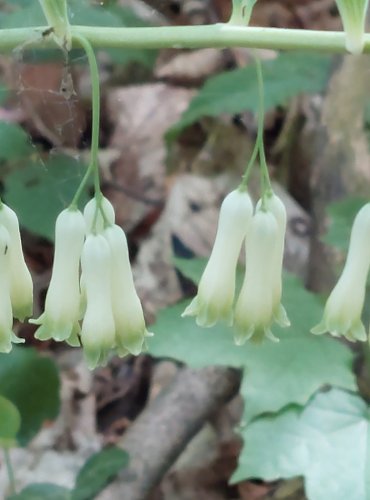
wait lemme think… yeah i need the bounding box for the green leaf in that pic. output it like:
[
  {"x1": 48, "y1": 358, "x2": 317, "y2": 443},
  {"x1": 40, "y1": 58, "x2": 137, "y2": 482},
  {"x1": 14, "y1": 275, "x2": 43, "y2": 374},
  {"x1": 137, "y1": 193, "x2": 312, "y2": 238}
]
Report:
[
  {"x1": 168, "y1": 52, "x2": 332, "y2": 140},
  {"x1": 8, "y1": 484, "x2": 71, "y2": 500},
  {"x1": 148, "y1": 260, "x2": 356, "y2": 421},
  {"x1": 232, "y1": 388, "x2": 370, "y2": 500},
  {"x1": 3, "y1": 154, "x2": 90, "y2": 240},
  {"x1": 72, "y1": 447, "x2": 129, "y2": 500},
  {"x1": 323, "y1": 197, "x2": 366, "y2": 251},
  {"x1": 0, "y1": 122, "x2": 33, "y2": 163},
  {"x1": 0, "y1": 347, "x2": 60, "y2": 445},
  {"x1": 0, "y1": 395, "x2": 21, "y2": 448}
]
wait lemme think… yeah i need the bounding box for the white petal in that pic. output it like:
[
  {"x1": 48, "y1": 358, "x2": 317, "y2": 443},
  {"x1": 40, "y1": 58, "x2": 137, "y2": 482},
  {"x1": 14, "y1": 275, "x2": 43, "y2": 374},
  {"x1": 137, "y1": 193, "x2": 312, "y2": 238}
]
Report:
[
  {"x1": 0, "y1": 226, "x2": 23, "y2": 352},
  {"x1": 257, "y1": 193, "x2": 287, "y2": 312},
  {"x1": 32, "y1": 208, "x2": 85, "y2": 342},
  {"x1": 234, "y1": 210, "x2": 279, "y2": 343},
  {"x1": 81, "y1": 234, "x2": 116, "y2": 369},
  {"x1": 103, "y1": 225, "x2": 149, "y2": 355},
  {"x1": 0, "y1": 204, "x2": 33, "y2": 320},
  {"x1": 312, "y1": 203, "x2": 370, "y2": 341},
  {"x1": 182, "y1": 188, "x2": 253, "y2": 326}
]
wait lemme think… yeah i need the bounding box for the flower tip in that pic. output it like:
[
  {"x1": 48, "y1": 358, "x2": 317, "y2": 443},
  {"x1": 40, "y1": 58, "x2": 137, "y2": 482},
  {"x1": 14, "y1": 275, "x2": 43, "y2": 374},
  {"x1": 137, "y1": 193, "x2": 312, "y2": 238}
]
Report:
[
  {"x1": 233, "y1": 329, "x2": 251, "y2": 346},
  {"x1": 11, "y1": 332, "x2": 25, "y2": 344},
  {"x1": 265, "y1": 329, "x2": 280, "y2": 343},
  {"x1": 274, "y1": 305, "x2": 290, "y2": 328},
  {"x1": 310, "y1": 323, "x2": 326, "y2": 335}
]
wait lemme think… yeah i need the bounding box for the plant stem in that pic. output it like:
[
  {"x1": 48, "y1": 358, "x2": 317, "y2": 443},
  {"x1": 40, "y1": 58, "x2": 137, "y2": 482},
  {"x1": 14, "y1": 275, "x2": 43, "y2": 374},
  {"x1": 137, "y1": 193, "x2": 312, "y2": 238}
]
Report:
[
  {"x1": 70, "y1": 33, "x2": 101, "y2": 208},
  {"x1": 0, "y1": 25, "x2": 369, "y2": 53},
  {"x1": 3, "y1": 448, "x2": 16, "y2": 496},
  {"x1": 254, "y1": 56, "x2": 272, "y2": 197}
]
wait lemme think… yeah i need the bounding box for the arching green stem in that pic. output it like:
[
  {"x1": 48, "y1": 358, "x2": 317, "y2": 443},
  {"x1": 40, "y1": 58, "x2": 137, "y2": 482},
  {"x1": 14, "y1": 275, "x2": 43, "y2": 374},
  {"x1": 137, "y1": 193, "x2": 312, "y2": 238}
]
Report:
[{"x1": 70, "y1": 34, "x2": 101, "y2": 209}]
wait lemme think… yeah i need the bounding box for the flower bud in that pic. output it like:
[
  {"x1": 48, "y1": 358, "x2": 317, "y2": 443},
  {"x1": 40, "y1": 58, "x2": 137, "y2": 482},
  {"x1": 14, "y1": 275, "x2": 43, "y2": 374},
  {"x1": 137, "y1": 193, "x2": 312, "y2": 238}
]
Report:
[
  {"x1": 312, "y1": 203, "x2": 370, "y2": 342},
  {"x1": 234, "y1": 209, "x2": 280, "y2": 343},
  {"x1": 31, "y1": 209, "x2": 86, "y2": 343},
  {"x1": 336, "y1": 0, "x2": 369, "y2": 54},
  {"x1": 182, "y1": 189, "x2": 253, "y2": 327},
  {"x1": 103, "y1": 224, "x2": 151, "y2": 356},
  {"x1": 80, "y1": 234, "x2": 116, "y2": 369},
  {"x1": 0, "y1": 226, "x2": 24, "y2": 352},
  {"x1": 84, "y1": 196, "x2": 115, "y2": 234},
  {"x1": 0, "y1": 204, "x2": 33, "y2": 321}
]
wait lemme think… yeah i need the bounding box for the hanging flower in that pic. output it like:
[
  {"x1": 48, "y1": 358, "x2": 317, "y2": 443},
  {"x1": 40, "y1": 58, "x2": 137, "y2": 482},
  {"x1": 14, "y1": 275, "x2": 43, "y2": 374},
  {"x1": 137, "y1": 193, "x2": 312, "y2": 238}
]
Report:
[
  {"x1": 258, "y1": 193, "x2": 290, "y2": 328},
  {"x1": 234, "y1": 208, "x2": 282, "y2": 343},
  {"x1": 0, "y1": 226, "x2": 24, "y2": 353},
  {"x1": 335, "y1": 0, "x2": 369, "y2": 54},
  {"x1": 0, "y1": 204, "x2": 33, "y2": 321},
  {"x1": 311, "y1": 203, "x2": 370, "y2": 342},
  {"x1": 103, "y1": 224, "x2": 152, "y2": 356},
  {"x1": 31, "y1": 208, "x2": 86, "y2": 344},
  {"x1": 80, "y1": 234, "x2": 116, "y2": 369},
  {"x1": 182, "y1": 188, "x2": 253, "y2": 327}
]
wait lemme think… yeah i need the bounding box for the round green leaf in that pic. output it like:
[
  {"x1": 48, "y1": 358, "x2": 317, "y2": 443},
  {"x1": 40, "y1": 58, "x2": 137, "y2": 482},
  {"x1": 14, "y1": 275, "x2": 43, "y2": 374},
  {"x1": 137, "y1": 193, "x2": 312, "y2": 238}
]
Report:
[
  {"x1": 0, "y1": 347, "x2": 60, "y2": 445},
  {"x1": 0, "y1": 395, "x2": 21, "y2": 448}
]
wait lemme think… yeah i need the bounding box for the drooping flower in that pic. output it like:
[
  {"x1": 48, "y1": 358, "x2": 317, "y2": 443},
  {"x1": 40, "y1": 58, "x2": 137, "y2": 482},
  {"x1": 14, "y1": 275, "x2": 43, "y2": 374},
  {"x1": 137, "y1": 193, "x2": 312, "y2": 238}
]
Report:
[
  {"x1": 233, "y1": 207, "x2": 281, "y2": 343},
  {"x1": 31, "y1": 208, "x2": 86, "y2": 343},
  {"x1": 258, "y1": 193, "x2": 290, "y2": 328},
  {"x1": 0, "y1": 203, "x2": 33, "y2": 321},
  {"x1": 311, "y1": 203, "x2": 370, "y2": 342},
  {"x1": 0, "y1": 226, "x2": 24, "y2": 353},
  {"x1": 80, "y1": 234, "x2": 116, "y2": 369},
  {"x1": 103, "y1": 224, "x2": 152, "y2": 356},
  {"x1": 182, "y1": 188, "x2": 253, "y2": 327},
  {"x1": 84, "y1": 196, "x2": 115, "y2": 233},
  {"x1": 335, "y1": 0, "x2": 369, "y2": 54}
]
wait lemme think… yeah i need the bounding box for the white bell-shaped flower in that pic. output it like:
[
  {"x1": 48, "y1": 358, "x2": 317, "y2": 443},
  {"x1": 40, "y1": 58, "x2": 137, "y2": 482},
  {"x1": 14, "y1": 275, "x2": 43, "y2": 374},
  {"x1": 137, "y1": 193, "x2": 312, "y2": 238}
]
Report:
[
  {"x1": 0, "y1": 226, "x2": 24, "y2": 352},
  {"x1": 80, "y1": 234, "x2": 116, "y2": 369},
  {"x1": 103, "y1": 224, "x2": 151, "y2": 356},
  {"x1": 0, "y1": 204, "x2": 33, "y2": 321},
  {"x1": 311, "y1": 203, "x2": 370, "y2": 342},
  {"x1": 257, "y1": 193, "x2": 290, "y2": 328},
  {"x1": 182, "y1": 188, "x2": 253, "y2": 327},
  {"x1": 234, "y1": 208, "x2": 280, "y2": 343},
  {"x1": 31, "y1": 208, "x2": 86, "y2": 343},
  {"x1": 84, "y1": 196, "x2": 115, "y2": 234},
  {"x1": 336, "y1": 0, "x2": 369, "y2": 54}
]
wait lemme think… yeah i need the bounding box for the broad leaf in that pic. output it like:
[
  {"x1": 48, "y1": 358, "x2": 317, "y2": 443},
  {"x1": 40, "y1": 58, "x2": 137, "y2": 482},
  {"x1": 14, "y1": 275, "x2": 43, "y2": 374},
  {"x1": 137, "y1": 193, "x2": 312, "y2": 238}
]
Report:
[
  {"x1": 0, "y1": 347, "x2": 60, "y2": 445},
  {"x1": 168, "y1": 52, "x2": 332, "y2": 139},
  {"x1": 4, "y1": 154, "x2": 90, "y2": 240},
  {"x1": 232, "y1": 389, "x2": 370, "y2": 500},
  {"x1": 0, "y1": 395, "x2": 21, "y2": 448},
  {"x1": 9, "y1": 484, "x2": 71, "y2": 500},
  {"x1": 72, "y1": 447, "x2": 129, "y2": 500},
  {"x1": 148, "y1": 260, "x2": 356, "y2": 421},
  {"x1": 0, "y1": 122, "x2": 33, "y2": 163}
]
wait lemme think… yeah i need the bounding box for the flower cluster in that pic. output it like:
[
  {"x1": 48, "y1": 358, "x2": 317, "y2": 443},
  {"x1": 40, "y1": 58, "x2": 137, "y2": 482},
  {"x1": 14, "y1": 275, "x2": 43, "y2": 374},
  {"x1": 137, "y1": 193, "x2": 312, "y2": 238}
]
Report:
[
  {"x1": 31, "y1": 196, "x2": 151, "y2": 369},
  {"x1": 312, "y1": 203, "x2": 370, "y2": 342},
  {"x1": 0, "y1": 203, "x2": 33, "y2": 353},
  {"x1": 182, "y1": 188, "x2": 290, "y2": 343}
]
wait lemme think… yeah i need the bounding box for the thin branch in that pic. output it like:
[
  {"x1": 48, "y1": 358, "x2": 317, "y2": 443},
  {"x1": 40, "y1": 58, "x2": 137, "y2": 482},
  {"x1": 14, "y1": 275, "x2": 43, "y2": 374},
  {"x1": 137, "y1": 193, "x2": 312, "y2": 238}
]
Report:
[{"x1": 98, "y1": 366, "x2": 241, "y2": 500}]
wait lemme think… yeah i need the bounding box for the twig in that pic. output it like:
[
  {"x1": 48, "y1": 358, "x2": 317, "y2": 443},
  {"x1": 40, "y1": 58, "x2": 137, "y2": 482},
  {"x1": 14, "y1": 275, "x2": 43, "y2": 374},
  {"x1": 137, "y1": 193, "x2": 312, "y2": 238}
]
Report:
[{"x1": 98, "y1": 366, "x2": 240, "y2": 500}]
